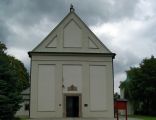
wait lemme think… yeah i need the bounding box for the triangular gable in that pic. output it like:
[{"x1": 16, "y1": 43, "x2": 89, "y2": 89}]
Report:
[
  {"x1": 88, "y1": 37, "x2": 99, "y2": 49},
  {"x1": 32, "y1": 10, "x2": 112, "y2": 54},
  {"x1": 46, "y1": 35, "x2": 57, "y2": 48}
]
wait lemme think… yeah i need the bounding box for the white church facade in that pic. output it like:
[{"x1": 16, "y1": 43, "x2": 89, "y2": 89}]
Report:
[{"x1": 28, "y1": 7, "x2": 115, "y2": 119}]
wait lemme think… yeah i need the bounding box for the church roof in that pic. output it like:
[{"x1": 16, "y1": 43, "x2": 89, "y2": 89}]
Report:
[{"x1": 29, "y1": 7, "x2": 115, "y2": 58}]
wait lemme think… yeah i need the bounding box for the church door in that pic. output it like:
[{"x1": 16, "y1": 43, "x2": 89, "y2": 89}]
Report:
[{"x1": 66, "y1": 96, "x2": 79, "y2": 117}]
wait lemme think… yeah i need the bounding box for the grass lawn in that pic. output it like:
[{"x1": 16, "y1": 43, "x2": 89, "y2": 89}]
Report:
[
  {"x1": 19, "y1": 119, "x2": 27, "y2": 120},
  {"x1": 15, "y1": 117, "x2": 28, "y2": 120},
  {"x1": 130, "y1": 115, "x2": 156, "y2": 120}
]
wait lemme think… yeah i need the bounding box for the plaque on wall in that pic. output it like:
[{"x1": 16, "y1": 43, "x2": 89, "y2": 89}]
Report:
[{"x1": 67, "y1": 84, "x2": 77, "y2": 91}]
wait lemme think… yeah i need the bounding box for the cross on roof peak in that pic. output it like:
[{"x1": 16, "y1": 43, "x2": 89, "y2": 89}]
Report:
[{"x1": 70, "y1": 4, "x2": 75, "y2": 12}]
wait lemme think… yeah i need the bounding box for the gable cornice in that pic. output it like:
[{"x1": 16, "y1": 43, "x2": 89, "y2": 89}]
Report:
[{"x1": 28, "y1": 51, "x2": 116, "y2": 59}]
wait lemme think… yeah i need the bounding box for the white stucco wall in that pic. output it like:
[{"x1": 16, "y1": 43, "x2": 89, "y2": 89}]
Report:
[
  {"x1": 33, "y1": 12, "x2": 111, "y2": 54},
  {"x1": 38, "y1": 65, "x2": 56, "y2": 111},
  {"x1": 63, "y1": 20, "x2": 82, "y2": 47},
  {"x1": 30, "y1": 55, "x2": 114, "y2": 118},
  {"x1": 63, "y1": 65, "x2": 82, "y2": 93},
  {"x1": 90, "y1": 65, "x2": 107, "y2": 111}
]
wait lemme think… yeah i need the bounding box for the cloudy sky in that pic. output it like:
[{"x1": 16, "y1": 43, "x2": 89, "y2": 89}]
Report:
[{"x1": 1, "y1": 0, "x2": 156, "y2": 93}]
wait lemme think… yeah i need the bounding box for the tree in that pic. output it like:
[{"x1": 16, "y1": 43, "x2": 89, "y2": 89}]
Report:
[
  {"x1": 0, "y1": 42, "x2": 29, "y2": 120},
  {"x1": 0, "y1": 41, "x2": 7, "y2": 54},
  {"x1": 121, "y1": 56, "x2": 156, "y2": 115}
]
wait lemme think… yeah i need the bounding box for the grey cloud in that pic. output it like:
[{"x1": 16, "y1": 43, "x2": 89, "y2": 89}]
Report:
[
  {"x1": 0, "y1": 0, "x2": 140, "y2": 27},
  {"x1": 0, "y1": 0, "x2": 141, "y2": 46},
  {"x1": 0, "y1": 0, "x2": 69, "y2": 26},
  {"x1": 73, "y1": 0, "x2": 140, "y2": 25},
  {"x1": 141, "y1": 20, "x2": 156, "y2": 43},
  {"x1": 0, "y1": 20, "x2": 10, "y2": 43},
  {"x1": 0, "y1": 19, "x2": 12, "y2": 44},
  {"x1": 114, "y1": 50, "x2": 141, "y2": 76}
]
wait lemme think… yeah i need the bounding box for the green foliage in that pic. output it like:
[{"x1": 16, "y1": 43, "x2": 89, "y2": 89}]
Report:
[
  {"x1": 0, "y1": 42, "x2": 29, "y2": 120},
  {"x1": 0, "y1": 41, "x2": 7, "y2": 54},
  {"x1": 122, "y1": 56, "x2": 156, "y2": 115}
]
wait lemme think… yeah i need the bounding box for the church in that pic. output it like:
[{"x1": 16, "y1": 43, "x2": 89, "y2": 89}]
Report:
[{"x1": 28, "y1": 6, "x2": 115, "y2": 119}]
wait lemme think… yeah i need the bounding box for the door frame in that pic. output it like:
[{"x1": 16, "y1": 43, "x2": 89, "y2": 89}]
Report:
[{"x1": 63, "y1": 93, "x2": 82, "y2": 117}]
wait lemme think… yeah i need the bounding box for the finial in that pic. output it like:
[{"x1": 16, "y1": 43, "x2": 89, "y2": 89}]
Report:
[{"x1": 70, "y1": 4, "x2": 75, "y2": 12}]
